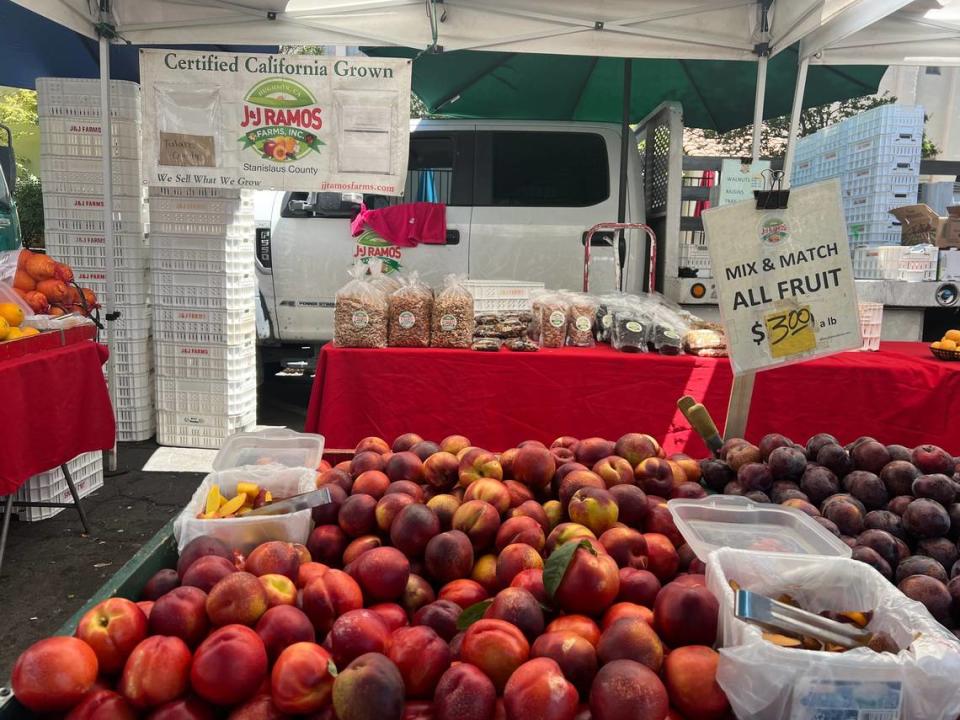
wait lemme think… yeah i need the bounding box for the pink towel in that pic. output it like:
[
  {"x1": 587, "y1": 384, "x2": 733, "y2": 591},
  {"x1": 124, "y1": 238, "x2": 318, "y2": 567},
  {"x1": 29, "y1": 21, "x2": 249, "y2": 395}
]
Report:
[{"x1": 351, "y1": 202, "x2": 447, "y2": 248}]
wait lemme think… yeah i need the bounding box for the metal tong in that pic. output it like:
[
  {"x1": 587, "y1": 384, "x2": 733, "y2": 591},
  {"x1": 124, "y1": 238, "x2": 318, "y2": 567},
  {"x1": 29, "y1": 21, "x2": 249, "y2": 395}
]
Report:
[
  {"x1": 244, "y1": 488, "x2": 332, "y2": 517},
  {"x1": 734, "y1": 589, "x2": 872, "y2": 649}
]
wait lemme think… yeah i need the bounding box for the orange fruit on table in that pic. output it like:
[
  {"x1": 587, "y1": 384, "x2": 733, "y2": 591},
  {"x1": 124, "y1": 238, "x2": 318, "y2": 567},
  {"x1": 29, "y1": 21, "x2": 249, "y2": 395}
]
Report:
[
  {"x1": 941, "y1": 339, "x2": 958, "y2": 351},
  {"x1": 0, "y1": 317, "x2": 8, "y2": 340},
  {"x1": 946, "y1": 329, "x2": 960, "y2": 343},
  {"x1": 4, "y1": 327, "x2": 24, "y2": 341},
  {"x1": 0, "y1": 302, "x2": 24, "y2": 327},
  {"x1": 20, "y1": 327, "x2": 40, "y2": 338}
]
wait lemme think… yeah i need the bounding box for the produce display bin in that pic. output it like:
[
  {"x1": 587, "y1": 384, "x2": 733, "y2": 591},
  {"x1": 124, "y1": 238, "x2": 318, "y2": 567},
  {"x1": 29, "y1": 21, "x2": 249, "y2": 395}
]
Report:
[{"x1": 0, "y1": 520, "x2": 178, "y2": 718}]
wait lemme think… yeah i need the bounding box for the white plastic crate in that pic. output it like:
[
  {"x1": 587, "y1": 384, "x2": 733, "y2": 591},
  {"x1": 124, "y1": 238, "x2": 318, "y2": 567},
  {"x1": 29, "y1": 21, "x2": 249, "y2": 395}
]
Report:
[
  {"x1": 116, "y1": 405, "x2": 156, "y2": 442},
  {"x1": 462, "y1": 279, "x2": 544, "y2": 314},
  {"x1": 43, "y1": 192, "x2": 144, "y2": 229},
  {"x1": 112, "y1": 340, "x2": 154, "y2": 375},
  {"x1": 842, "y1": 163, "x2": 919, "y2": 198},
  {"x1": 13, "y1": 452, "x2": 104, "y2": 522},
  {"x1": 852, "y1": 246, "x2": 901, "y2": 280},
  {"x1": 148, "y1": 194, "x2": 254, "y2": 217},
  {"x1": 151, "y1": 245, "x2": 253, "y2": 275},
  {"x1": 791, "y1": 157, "x2": 820, "y2": 186},
  {"x1": 156, "y1": 375, "x2": 257, "y2": 416},
  {"x1": 41, "y1": 117, "x2": 141, "y2": 160},
  {"x1": 157, "y1": 410, "x2": 257, "y2": 449},
  {"x1": 150, "y1": 218, "x2": 255, "y2": 238},
  {"x1": 108, "y1": 368, "x2": 153, "y2": 393},
  {"x1": 37, "y1": 78, "x2": 140, "y2": 121},
  {"x1": 857, "y1": 302, "x2": 883, "y2": 351},
  {"x1": 38, "y1": 156, "x2": 141, "y2": 196},
  {"x1": 113, "y1": 376, "x2": 154, "y2": 409},
  {"x1": 848, "y1": 221, "x2": 903, "y2": 247},
  {"x1": 73, "y1": 270, "x2": 150, "y2": 306},
  {"x1": 819, "y1": 148, "x2": 845, "y2": 178},
  {"x1": 155, "y1": 341, "x2": 255, "y2": 380},
  {"x1": 110, "y1": 310, "x2": 152, "y2": 342},
  {"x1": 819, "y1": 123, "x2": 847, "y2": 152},
  {"x1": 150, "y1": 233, "x2": 252, "y2": 253},
  {"x1": 846, "y1": 105, "x2": 924, "y2": 144},
  {"x1": 844, "y1": 190, "x2": 918, "y2": 226},
  {"x1": 153, "y1": 275, "x2": 254, "y2": 311},
  {"x1": 152, "y1": 306, "x2": 254, "y2": 344},
  {"x1": 44, "y1": 232, "x2": 148, "y2": 267},
  {"x1": 846, "y1": 137, "x2": 921, "y2": 174},
  {"x1": 898, "y1": 245, "x2": 938, "y2": 282}
]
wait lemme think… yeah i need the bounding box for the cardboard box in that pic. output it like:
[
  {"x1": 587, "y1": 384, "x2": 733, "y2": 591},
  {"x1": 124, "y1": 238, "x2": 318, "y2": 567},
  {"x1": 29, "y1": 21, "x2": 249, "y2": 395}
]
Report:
[
  {"x1": 890, "y1": 204, "x2": 960, "y2": 249},
  {"x1": 940, "y1": 249, "x2": 960, "y2": 282}
]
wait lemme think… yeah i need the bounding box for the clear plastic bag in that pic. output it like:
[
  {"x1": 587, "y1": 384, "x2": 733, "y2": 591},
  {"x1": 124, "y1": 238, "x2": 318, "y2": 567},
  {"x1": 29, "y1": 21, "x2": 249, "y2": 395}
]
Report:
[
  {"x1": 334, "y1": 265, "x2": 388, "y2": 348},
  {"x1": 388, "y1": 272, "x2": 433, "y2": 347},
  {"x1": 706, "y1": 548, "x2": 960, "y2": 720},
  {"x1": 431, "y1": 274, "x2": 474, "y2": 348},
  {"x1": 174, "y1": 465, "x2": 319, "y2": 554},
  {"x1": 369, "y1": 263, "x2": 403, "y2": 296},
  {"x1": 563, "y1": 293, "x2": 598, "y2": 347},
  {"x1": 610, "y1": 309, "x2": 648, "y2": 352},
  {"x1": 538, "y1": 293, "x2": 569, "y2": 348}
]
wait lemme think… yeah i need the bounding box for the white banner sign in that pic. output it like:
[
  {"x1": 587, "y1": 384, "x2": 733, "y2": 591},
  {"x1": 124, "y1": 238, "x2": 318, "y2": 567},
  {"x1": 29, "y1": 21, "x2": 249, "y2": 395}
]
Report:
[
  {"x1": 702, "y1": 179, "x2": 862, "y2": 375},
  {"x1": 140, "y1": 50, "x2": 411, "y2": 195}
]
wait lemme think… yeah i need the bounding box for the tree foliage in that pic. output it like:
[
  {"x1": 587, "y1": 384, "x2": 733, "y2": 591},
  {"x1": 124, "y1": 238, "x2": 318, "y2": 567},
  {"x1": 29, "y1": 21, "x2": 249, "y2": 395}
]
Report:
[{"x1": 0, "y1": 89, "x2": 39, "y2": 179}]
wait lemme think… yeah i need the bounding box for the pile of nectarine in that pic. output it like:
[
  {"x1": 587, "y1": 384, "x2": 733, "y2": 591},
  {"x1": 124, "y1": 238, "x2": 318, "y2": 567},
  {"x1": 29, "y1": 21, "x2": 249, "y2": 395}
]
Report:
[{"x1": 11, "y1": 431, "x2": 734, "y2": 719}]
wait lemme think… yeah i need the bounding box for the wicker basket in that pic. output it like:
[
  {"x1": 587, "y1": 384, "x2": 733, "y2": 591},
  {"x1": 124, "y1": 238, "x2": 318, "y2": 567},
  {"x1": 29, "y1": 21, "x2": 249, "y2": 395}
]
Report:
[{"x1": 930, "y1": 347, "x2": 960, "y2": 361}]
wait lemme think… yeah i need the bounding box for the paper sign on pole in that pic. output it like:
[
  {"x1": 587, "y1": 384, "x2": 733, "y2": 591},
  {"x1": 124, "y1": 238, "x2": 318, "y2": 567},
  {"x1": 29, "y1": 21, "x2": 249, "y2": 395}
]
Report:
[
  {"x1": 702, "y1": 179, "x2": 862, "y2": 375},
  {"x1": 139, "y1": 50, "x2": 412, "y2": 195},
  {"x1": 718, "y1": 159, "x2": 770, "y2": 206}
]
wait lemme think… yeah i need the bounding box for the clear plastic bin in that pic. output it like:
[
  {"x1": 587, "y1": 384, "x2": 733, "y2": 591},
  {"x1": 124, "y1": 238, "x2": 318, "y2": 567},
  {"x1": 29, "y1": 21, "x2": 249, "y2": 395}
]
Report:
[
  {"x1": 667, "y1": 495, "x2": 851, "y2": 560},
  {"x1": 37, "y1": 77, "x2": 141, "y2": 121},
  {"x1": 38, "y1": 156, "x2": 142, "y2": 196},
  {"x1": 213, "y1": 428, "x2": 326, "y2": 471},
  {"x1": 157, "y1": 410, "x2": 257, "y2": 449},
  {"x1": 156, "y1": 374, "x2": 257, "y2": 416},
  {"x1": 154, "y1": 340, "x2": 255, "y2": 380},
  {"x1": 153, "y1": 308, "x2": 255, "y2": 345}
]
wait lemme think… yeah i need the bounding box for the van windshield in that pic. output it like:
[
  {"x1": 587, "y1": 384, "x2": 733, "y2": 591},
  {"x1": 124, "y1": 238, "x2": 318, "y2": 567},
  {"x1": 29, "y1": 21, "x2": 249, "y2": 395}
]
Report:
[{"x1": 0, "y1": 169, "x2": 11, "y2": 211}]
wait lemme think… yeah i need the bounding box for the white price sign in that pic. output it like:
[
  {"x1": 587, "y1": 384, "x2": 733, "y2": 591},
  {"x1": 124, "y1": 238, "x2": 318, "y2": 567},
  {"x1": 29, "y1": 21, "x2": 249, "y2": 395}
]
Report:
[
  {"x1": 719, "y1": 159, "x2": 770, "y2": 206},
  {"x1": 702, "y1": 179, "x2": 862, "y2": 375}
]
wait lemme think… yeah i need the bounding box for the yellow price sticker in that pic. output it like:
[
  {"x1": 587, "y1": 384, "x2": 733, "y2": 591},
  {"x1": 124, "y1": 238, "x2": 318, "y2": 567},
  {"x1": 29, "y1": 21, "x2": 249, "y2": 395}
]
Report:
[{"x1": 763, "y1": 305, "x2": 816, "y2": 359}]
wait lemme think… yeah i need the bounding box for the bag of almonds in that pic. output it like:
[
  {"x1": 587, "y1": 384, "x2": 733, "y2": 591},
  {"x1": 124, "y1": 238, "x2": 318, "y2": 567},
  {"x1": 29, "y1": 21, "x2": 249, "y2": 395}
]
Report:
[
  {"x1": 564, "y1": 292, "x2": 598, "y2": 347},
  {"x1": 430, "y1": 274, "x2": 474, "y2": 348},
  {"x1": 334, "y1": 265, "x2": 388, "y2": 348},
  {"x1": 388, "y1": 272, "x2": 433, "y2": 347},
  {"x1": 538, "y1": 293, "x2": 569, "y2": 348}
]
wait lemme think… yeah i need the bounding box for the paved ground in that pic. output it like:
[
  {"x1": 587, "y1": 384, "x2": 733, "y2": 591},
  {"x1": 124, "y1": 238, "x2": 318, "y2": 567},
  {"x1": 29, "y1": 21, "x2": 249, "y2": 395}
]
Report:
[{"x1": 0, "y1": 370, "x2": 313, "y2": 686}]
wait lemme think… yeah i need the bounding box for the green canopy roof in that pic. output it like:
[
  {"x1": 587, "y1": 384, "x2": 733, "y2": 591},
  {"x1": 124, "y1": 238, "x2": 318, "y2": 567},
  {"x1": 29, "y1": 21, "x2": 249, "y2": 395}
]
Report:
[{"x1": 367, "y1": 46, "x2": 887, "y2": 132}]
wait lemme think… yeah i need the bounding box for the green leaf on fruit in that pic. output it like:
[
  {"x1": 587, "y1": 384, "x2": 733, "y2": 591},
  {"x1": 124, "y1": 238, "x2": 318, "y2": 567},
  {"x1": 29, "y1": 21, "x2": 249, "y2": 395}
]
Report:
[
  {"x1": 543, "y1": 539, "x2": 593, "y2": 599},
  {"x1": 456, "y1": 599, "x2": 493, "y2": 630},
  {"x1": 328, "y1": 659, "x2": 338, "y2": 677}
]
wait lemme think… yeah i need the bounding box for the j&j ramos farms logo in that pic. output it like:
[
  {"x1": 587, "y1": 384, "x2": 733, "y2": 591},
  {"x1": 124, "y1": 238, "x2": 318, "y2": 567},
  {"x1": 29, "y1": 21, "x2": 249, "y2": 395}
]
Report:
[
  {"x1": 759, "y1": 216, "x2": 790, "y2": 245},
  {"x1": 240, "y1": 78, "x2": 325, "y2": 163}
]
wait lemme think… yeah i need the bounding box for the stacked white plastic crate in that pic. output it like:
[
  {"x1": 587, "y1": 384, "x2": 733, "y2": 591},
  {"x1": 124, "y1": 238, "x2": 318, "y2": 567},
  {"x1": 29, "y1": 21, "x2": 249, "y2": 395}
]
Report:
[
  {"x1": 37, "y1": 77, "x2": 155, "y2": 442},
  {"x1": 149, "y1": 188, "x2": 257, "y2": 448},
  {"x1": 790, "y1": 105, "x2": 923, "y2": 249}
]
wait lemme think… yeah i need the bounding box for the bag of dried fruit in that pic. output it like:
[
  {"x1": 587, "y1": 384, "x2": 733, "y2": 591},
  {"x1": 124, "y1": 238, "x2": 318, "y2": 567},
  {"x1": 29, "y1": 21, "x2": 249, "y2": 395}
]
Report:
[
  {"x1": 388, "y1": 272, "x2": 433, "y2": 347},
  {"x1": 334, "y1": 265, "x2": 388, "y2": 348},
  {"x1": 430, "y1": 274, "x2": 474, "y2": 348}
]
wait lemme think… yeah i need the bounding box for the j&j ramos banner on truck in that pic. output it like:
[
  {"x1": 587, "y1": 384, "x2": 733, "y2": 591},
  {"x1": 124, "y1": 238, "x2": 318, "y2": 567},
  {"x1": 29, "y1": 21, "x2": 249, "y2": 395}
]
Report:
[{"x1": 139, "y1": 50, "x2": 412, "y2": 195}]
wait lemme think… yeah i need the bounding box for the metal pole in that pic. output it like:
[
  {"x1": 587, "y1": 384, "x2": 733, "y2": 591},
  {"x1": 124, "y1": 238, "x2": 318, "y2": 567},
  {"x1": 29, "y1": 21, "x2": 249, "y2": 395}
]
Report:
[
  {"x1": 99, "y1": 31, "x2": 118, "y2": 472},
  {"x1": 751, "y1": 54, "x2": 768, "y2": 163},
  {"x1": 617, "y1": 58, "x2": 632, "y2": 290},
  {"x1": 782, "y1": 55, "x2": 810, "y2": 187}
]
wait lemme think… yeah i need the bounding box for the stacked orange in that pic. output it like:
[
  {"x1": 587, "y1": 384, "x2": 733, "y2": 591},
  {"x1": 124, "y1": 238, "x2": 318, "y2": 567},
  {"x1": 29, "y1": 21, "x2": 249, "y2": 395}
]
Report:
[
  {"x1": 11, "y1": 249, "x2": 99, "y2": 317},
  {"x1": 931, "y1": 329, "x2": 960, "y2": 352}
]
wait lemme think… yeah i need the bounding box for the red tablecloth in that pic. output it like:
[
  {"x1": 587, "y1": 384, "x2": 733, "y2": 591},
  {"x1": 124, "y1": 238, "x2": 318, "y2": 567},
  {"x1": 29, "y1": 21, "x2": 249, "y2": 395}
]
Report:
[
  {"x1": 305, "y1": 342, "x2": 960, "y2": 457},
  {"x1": 0, "y1": 341, "x2": 116, "y2": 495}
]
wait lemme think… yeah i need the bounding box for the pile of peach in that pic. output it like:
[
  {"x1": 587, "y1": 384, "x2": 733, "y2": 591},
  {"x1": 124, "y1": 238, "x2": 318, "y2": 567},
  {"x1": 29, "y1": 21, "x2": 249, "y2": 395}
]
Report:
[{"x1": 11, "y1": 433, "x2": 730, "y2": 720}]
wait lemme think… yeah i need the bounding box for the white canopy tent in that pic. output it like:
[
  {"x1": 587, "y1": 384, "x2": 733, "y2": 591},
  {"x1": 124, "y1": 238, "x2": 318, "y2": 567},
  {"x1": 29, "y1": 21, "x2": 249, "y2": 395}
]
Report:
[{"x1": 7, "y1": 0, "x2": 936, "y2": 447}]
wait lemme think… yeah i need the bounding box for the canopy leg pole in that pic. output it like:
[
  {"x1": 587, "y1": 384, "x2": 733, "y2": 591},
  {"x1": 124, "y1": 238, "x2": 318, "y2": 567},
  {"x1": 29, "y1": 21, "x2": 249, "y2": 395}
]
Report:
[
  {"x1": 99, "y1": 30, "x2": 119, "y2": 472},
  {"x1": 751, "y1": 54, "x2": 768, "y2": 163},
  {"x1": 782, "y1": 55, "x2": 810, "y2": 187},
  {"x1": 616, "y1": 58, "x2": 632, "y2": 292}
]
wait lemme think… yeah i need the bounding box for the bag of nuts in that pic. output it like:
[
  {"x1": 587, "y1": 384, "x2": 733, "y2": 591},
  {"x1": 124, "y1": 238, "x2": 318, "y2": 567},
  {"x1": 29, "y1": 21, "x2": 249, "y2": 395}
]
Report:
[
  {"x1": 538, "y1": 293, "x2": 569, "y2": 348},
  {"x1": 334, "y1": 265, "x2": 388, "y2": 348},
  {"x1": 388, "y1": 272, "x2": 433, "y2": 347},
  {"x1": 430, "y1": 274, "x2": 475, "y2": 348},
  {"x1": 564, "y1": 292, "x2": 598, "y2": 347}
]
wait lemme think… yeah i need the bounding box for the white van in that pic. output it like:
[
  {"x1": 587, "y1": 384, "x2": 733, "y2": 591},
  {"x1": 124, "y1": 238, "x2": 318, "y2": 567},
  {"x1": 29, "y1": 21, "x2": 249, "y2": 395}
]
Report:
[{"x1": 254, "y1": 119, "x2": 648, "y2": 354}]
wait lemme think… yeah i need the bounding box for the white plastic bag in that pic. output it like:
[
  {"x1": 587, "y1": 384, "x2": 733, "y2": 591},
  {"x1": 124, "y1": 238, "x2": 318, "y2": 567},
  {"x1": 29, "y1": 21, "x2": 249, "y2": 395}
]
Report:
[
  {"x1": 174, "y1": 465, "x2": 318, "y2": 554},
  {"x1": 706, "y1": 548, "x2": 960, "y2": 720}
]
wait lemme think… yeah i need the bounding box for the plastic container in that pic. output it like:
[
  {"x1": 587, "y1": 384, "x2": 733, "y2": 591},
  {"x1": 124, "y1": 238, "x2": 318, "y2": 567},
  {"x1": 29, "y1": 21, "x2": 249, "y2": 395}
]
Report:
[
  {"x1": 898, "y1": 244, "x2": 939, "y2": 282},
  {"x1": 148, "y1": 194, "x2": 254, "y2": 217},
  {"x1": 858, "y1": 301, "x2": 883, "y2": 351},
  {"x1": 463, "y1": 279, "x2": 543, "y2": 315},
  {"x1": 843, "y1": 190, "x2": 917, "y2": 227},
  {"x1": 153, "y1": 306, "x2": 255, "y2": 345},
  {"x1": 667, "y1": 495, "x2": 851, "y2": 560},
  {"x1": 150, "y1": 244, "x2": 253, "y2": 275},
  {"x1": 846, "y1": 104, "x2": 924, "y2": 144},
  {"x1": 152, "y1": 274, "x2": 253, "y2": 311},
  {"x1": 149, "y1": 186, "x2": 246, "y2": 199},
  {"x1": 154, "y1": 338, "x2": 256, "y2": 380},
  {"x1": 213, "y1": 429, "x2": 326, "y2": 471},
  {"x1": 173, "y1": 465, "x2": 319, "y2": 553},
  {"x1": 848, "y1": 220, "x2": 903, "y2": 247},
  {"x1": 43, "y1": 232, "x2": 148, "y2": 267},
  {"x1": 149, "y1": 218, "x2": 255, "y2": 238},
  {"x1": 842, "y1": 162, "x2": 920, "y2": 198},
  {"x1": 846, "y1": 136, "x2": 922, "y2": 174},
  {"x1": 791, "y1": 156, "x2": 820, "y2": 186},
  {"x1": 706, "y1": 548, "x2": 960, "y2": 720},
  {"x1": 40, "y1": 117, "x2": 141, "y2": 160}
]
